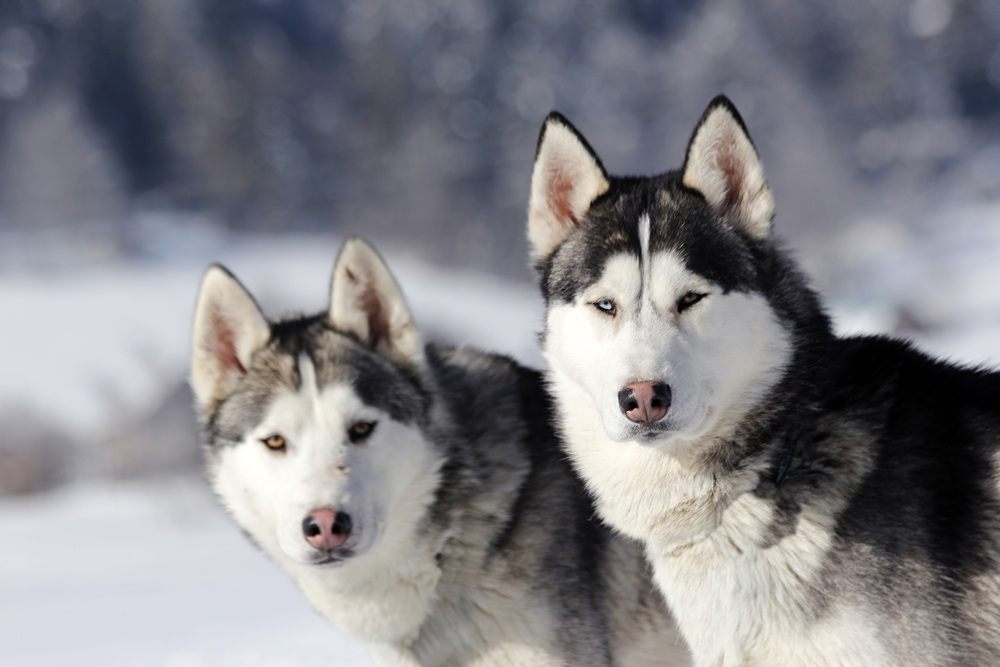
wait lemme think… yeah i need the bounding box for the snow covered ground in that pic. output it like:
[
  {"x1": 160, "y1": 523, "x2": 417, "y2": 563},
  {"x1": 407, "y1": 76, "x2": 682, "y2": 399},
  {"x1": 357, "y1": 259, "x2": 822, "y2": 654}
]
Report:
[
  {"x1": 1, "y1": 202, "x2": 998, "y2": 665},
  {"x1": 0, "y1": 477, "x2": 374, "y2": 666}
]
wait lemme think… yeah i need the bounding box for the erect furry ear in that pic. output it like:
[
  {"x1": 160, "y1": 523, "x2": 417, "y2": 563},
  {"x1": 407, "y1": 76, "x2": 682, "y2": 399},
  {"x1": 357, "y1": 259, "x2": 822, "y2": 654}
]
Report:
[
  {"x1": 329, "y1": 238, "x2": 423, "y2": 365},
  {"x1": 682, "y1": 96, "x2": 774, "y2": 240},
  {"x1": 190, "y1": 265, "x2": 270, "y2": 413},
  {"x1": 528, "y1": 112, "x2": 610, "y2": 260}
]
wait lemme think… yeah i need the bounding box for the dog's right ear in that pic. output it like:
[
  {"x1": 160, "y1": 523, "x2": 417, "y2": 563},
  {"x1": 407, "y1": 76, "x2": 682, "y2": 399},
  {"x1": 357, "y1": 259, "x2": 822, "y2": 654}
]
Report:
[
  {"x1": 190, "y1": 266, "x2": 270, "y2": 414},
  {"x1": 528, "y1": 112, "x2": 609, "y2": 261}
]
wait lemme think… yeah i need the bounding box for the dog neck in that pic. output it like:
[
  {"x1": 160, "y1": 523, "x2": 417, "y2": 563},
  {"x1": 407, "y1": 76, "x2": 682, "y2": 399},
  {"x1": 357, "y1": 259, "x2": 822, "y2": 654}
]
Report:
[
  {"x1": 285, "y1": 457, "x2": 449, "y2": 645},
  {"x1": 547, "y1": 360, "x2": 821, "y2": 553}
]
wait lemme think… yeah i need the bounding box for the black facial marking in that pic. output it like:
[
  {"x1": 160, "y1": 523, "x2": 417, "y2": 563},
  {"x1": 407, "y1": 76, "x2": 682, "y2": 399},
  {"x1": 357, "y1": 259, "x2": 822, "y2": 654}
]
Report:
[
  {"x1": 542, "y1": 173, "x2": 761, "y2": 304},
  {"x1": 202, "y1": 314, "x2": 430, "y2": 450}
]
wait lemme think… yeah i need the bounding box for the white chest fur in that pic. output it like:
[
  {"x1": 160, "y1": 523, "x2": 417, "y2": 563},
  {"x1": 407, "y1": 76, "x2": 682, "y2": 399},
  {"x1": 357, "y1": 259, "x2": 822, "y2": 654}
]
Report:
[
  {"x1": 292, "y1": 546, "x2": 442, "y2": 644},
  {"x1": 290, "y1": 531, "x2": 564, "y2": 666},
  {"x1": 554, "y1": 378, "x2": 886, "y2": 667},
  {"x1": 649, "y1": 496, "x2": 889, "y2": 667}
]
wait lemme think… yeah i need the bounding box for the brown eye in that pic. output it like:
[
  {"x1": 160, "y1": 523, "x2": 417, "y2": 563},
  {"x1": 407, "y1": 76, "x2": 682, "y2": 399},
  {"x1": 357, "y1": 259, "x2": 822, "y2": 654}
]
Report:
[
  {"x1": 261, "y1": 434, "x2": 287, "y2": 451},
  {"x1": 348, "y1": 421, "x2": 377, "y2": 444}
]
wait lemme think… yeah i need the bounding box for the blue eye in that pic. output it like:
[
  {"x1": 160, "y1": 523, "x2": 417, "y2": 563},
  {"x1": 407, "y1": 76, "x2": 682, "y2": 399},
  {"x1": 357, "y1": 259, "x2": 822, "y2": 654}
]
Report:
[{"x1": 594, "y1": 299, "x2": 616, "y2": 316}]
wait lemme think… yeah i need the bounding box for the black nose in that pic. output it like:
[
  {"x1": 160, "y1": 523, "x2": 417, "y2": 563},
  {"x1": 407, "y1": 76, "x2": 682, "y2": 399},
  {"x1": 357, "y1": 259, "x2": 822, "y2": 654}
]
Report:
[
  {"x1": 618, "y1": 381, "x2": 671, "y2": 423},
  {"x1": 332, "y1": 511, "x2": 352, "y2": 537}
]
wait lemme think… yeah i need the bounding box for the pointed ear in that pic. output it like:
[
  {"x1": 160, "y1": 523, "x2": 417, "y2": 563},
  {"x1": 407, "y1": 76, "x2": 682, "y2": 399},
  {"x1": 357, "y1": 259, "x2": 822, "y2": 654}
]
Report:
[
  {"x1": 329, "y1": 238, "x2": 423, "y2": 365},
  {"x1": 190, "y1": 266, "x2": 270, "y2": 413},
  {"x1": 682, "y1": 96, "x2": 774, "y2": 240},
  {"x1": 528, "y1": 112, "x2": 610, "y2": 260}
]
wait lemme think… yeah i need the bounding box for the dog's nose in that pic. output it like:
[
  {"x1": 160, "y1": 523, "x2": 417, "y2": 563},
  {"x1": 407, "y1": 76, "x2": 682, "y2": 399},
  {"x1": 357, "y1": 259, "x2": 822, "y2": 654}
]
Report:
[
  {"x1": 618, "y1": 381, "x2": 671, "y2": 424},
  {"x1": 302, "y1": 508, "x2": 352, "y2": 550}
]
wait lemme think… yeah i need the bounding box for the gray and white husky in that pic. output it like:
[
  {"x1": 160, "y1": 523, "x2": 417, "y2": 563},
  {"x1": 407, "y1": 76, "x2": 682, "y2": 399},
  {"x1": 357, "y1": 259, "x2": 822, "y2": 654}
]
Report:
[
  {"x1": 526, "y1": 96, "x2": 1000, "y2": 666},
  {"x1": 189, "y1": 238, "x2": 686, "y2": 666}
]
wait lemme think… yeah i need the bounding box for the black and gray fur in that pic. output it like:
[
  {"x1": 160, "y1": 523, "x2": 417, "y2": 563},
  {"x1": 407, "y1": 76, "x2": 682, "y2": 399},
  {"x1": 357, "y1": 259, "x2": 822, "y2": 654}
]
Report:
[
  {"x1": 192, "y1": 242, "x2": 687, "y2": 666},
  {"x1": 529, "y1": 96, "x2": 1000, "y2": 665}
]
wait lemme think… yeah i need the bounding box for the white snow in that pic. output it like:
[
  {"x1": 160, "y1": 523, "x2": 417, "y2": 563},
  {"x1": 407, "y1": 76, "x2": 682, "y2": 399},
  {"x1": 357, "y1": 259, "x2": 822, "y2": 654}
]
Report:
[
  {"x1": 0, "y1": 477, "x2": 374, "y2": 666},
  {"x1": 827, "y1": 201, "x2": 1000, "y2": 366}
]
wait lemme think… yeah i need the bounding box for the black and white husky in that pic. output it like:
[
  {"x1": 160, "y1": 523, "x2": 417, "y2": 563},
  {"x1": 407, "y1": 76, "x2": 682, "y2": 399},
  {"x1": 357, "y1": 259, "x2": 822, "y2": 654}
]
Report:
[
  {"x1": 526, "y1": 96, "x2": 1000, "y2": 666},
  {"x1": 189, "y1": 238, "x2": 686, "y2": 666}
]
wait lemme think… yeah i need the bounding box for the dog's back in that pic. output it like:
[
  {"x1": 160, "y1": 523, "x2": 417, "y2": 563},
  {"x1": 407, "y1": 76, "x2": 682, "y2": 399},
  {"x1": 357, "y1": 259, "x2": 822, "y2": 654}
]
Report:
[{"x1": 815, "y1": 336, "x2": 1000, "y2": 662}]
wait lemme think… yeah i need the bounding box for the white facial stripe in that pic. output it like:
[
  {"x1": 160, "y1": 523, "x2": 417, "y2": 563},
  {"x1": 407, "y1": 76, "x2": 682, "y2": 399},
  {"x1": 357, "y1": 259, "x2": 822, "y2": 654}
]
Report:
[
  {"x1": 584, "y1": 248, "x2": 704, "y2": 319},
  {"x1": 214, "y1": 365, "x2": 441, "y2": 560},
  {"x1": 638, "y1": 213, "x2": 651, "y2": 302},
  {"x1": 545, "y1": 243, "x2": 791, "y2": 445},
  {"x1": 297, "y1": 353, "x2": 318, "y2": 400}
]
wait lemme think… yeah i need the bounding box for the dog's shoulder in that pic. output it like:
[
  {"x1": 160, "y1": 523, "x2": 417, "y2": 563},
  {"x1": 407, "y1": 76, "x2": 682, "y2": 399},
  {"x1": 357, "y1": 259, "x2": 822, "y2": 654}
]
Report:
[{"x1": 824, "y1": 335, "x2": 1000, "y2": 584}]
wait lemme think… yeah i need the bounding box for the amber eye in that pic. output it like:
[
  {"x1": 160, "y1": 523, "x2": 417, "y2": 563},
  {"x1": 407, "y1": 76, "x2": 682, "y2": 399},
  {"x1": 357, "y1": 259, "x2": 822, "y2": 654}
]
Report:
[
  {"x1": 348, "y1": 421, "x2": 377, "y2": 444},
  {"x1": 261, "y1": 434, "x2": 287, "y2": 451}
]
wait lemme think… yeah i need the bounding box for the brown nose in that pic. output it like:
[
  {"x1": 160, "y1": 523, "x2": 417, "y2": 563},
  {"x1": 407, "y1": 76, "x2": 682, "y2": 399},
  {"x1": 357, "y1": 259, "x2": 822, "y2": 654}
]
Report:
[
  {"x1": 302, "y1": 508, "x2": 352, "y2": 550},
  {"x1": 618, "y1": 381, "x2": 671, "y2": 424}
]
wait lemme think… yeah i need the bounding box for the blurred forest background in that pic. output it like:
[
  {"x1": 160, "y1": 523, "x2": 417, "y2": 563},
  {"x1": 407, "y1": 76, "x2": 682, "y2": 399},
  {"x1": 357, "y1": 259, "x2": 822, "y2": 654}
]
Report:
[
  {"x1": 1, "y1": 1, "x2": 999, "y2": 664},
  {"x1": 4, "y1": 0, "x2": 999, "y2": 274}
]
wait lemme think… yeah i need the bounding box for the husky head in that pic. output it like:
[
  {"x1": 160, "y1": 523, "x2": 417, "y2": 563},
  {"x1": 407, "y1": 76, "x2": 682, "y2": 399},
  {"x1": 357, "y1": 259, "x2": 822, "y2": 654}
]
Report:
[
  {"x1": 529, "y1": 97, "x2": 823, "y2": 451},
  {"x1": 190, "y1": 240, "x2": 442, "y2": 581}
]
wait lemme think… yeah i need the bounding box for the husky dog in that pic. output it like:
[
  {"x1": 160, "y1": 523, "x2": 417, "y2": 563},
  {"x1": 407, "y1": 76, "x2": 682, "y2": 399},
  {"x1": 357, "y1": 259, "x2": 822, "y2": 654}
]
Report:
[
  {"x1": 525, "y1": 96, "x2": 1000, "y2": 666},
  {"x1": 189, "y1": 238, "x2": 686, "y2": 666}
]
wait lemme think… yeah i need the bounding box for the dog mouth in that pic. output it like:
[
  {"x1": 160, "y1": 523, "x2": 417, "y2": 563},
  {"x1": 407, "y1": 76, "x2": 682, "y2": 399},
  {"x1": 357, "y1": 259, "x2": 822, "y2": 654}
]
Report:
[
  {"x1": 304, "y1": 528, "x2": 379, "y2": 566},
  {"x1": 307, "y1": 547, "x2": 356, "y2": 566},
  {"x1": 627, "y1": 405, "x2": 714, "y2": 444},
  {"x1": 631, "y1": 423, "x2": 673, "y2": 442}
]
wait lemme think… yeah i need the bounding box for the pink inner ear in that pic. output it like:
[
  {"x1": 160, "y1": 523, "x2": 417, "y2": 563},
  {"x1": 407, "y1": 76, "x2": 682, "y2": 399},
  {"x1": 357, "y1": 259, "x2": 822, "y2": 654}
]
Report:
[
  {"x1": 209, "y1": 307, "x2": 246, "y2": 374},
  {"x1": 345, "y1": 267, "x2": 390, "y2": 349},
  {"x1": 715, "y1": 140, "x2": 745, "y2": 212},
  {"x1": 547, "y1": 165, "x2": 579, "y2": 227},
  {"x1": 358, "y1": 281, "x2": 389, "y2": 349}
]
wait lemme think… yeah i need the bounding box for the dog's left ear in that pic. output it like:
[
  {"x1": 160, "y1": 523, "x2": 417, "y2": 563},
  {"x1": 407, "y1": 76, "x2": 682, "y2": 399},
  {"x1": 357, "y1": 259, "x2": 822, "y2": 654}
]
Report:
[
  {"x1": 329, "y1": 238, "x2": 424, "y2": 365},
  {"x1": 682, "y1": 96, "x2": 774, "y2": 240},
  {"x1": 528, "y1": 112, "x2": 610, "y2": 261}
]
